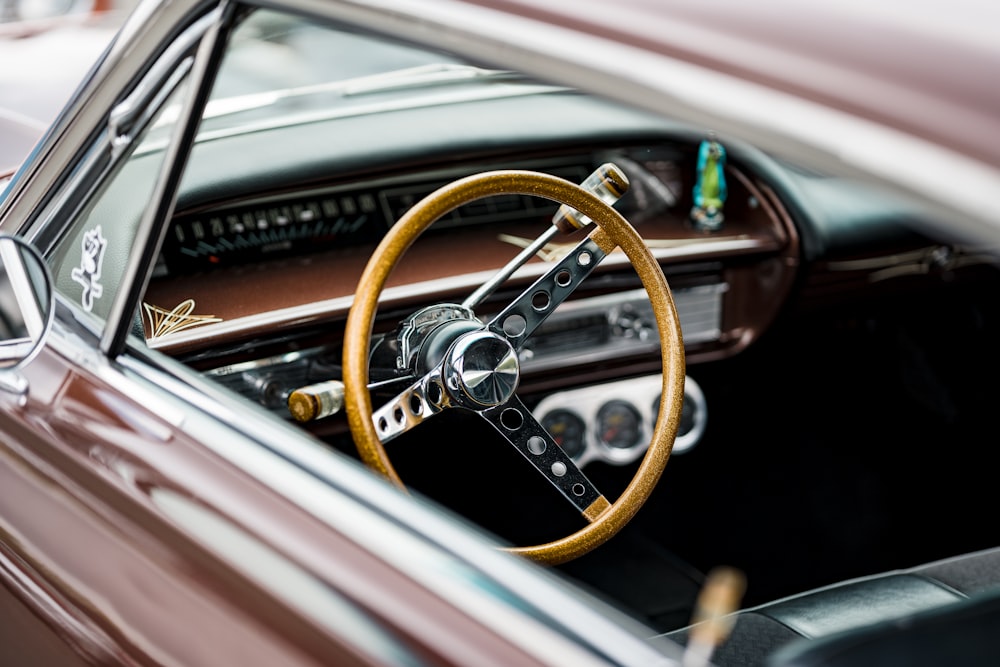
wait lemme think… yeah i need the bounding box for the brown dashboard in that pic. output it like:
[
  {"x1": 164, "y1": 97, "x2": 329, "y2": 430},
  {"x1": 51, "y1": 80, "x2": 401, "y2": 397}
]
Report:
[{"x1": 144, "y1": 146, "x2": 799, "y2": 383}]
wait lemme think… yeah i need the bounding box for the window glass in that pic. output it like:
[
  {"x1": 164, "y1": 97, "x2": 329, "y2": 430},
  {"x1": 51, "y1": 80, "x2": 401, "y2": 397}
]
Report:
[
  {"x1": 196, "y1": 10, "x2": 464, "y2": 137},
  {"x1": 48, "y1": 76, "x2": 191, "y2": 325}
]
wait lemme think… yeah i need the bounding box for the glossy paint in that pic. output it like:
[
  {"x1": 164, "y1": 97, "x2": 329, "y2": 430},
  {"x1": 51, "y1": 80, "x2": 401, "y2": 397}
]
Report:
[
  {"x1": 0, "y1": 0, "x2": 996, "y2": 664},
  {"x1": 2, "y1": 313, "x2": 618, "y2": 665}
]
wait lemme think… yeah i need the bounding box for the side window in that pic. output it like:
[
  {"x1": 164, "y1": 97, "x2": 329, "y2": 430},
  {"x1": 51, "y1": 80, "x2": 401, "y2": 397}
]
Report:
[{"x1": 47, "y1": 75, "x2": 192, "y2": 326}]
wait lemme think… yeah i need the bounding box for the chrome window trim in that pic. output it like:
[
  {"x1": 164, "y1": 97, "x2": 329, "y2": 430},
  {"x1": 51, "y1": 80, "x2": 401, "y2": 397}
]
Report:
[
  {"x1": 23, "y1": 138, "x2": 108, "y2": 253},
  {"x1": 101, "y1": 4, "x2": 232, "y2": 357},
  {"x1": 23, "y1": 10, "x2": 220, "y2": 347}
]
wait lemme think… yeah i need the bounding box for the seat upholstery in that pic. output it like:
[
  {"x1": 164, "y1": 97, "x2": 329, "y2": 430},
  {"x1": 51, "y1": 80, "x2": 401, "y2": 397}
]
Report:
[
  {"x1": 663, "y1": 546, "x2": 1000, "y2": 666},
  {"x1": 768, "y1": 588, "x2": 1000, "y2": 667}
]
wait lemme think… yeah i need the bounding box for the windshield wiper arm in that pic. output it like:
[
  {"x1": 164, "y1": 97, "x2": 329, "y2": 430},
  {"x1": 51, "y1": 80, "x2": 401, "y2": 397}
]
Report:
[
  {"x1": 340, "y1": 63, "x2": 524, "y2": 96},
  {"x1": 202, "y1": 64, "x2": 529, "y2": 121}
]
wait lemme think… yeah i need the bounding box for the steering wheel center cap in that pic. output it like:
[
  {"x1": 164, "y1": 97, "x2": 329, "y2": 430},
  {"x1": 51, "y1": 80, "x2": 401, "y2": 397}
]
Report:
[{"x1": 444, "y1": 331, "x2": 520, "y2": 408}]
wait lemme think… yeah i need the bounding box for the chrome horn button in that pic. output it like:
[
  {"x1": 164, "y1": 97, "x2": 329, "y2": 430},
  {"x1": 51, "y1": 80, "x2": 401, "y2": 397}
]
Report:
[{"x1": 444, "y1": 331, "x2": 520, "y2": 408}]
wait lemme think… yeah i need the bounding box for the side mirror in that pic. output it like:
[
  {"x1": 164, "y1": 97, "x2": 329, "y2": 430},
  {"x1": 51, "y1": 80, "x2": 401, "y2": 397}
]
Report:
[{"x1": 0, "y1": 234, "x2": 54, "y2": 394}]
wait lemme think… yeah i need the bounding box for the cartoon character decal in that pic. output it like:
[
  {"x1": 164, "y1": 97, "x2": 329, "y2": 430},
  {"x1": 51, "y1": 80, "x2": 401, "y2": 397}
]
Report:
[{"x1": 70, "y1": 226, "x2": 108, "y2": 312}]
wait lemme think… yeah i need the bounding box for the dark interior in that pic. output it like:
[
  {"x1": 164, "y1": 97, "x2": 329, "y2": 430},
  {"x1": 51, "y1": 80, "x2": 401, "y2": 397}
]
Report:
[{"x1": 564, "y1": 271, "x2": 1000, "y2": 627}]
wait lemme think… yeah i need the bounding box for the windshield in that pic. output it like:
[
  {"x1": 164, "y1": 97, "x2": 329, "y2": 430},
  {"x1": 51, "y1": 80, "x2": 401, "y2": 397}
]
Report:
[{"x1": 198, "y1": 10, "x2": 556, "y2": 136}]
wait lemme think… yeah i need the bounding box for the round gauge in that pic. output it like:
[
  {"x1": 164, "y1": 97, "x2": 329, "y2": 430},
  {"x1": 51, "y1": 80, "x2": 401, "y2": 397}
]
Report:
[
  {"x1": 596, "y1": 400, "x2": 643, "y2": 450},
  {"x1": 540, "y1": 409, "x2": 587, "y2": 459}
]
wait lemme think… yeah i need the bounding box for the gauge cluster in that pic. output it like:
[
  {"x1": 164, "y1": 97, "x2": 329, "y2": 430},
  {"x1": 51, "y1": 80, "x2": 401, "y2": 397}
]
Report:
[
  {"x1": 533, "y1": 374, "x2": 706, "y2": 467},
  {"x1": 159, "y1": 157, "x2": 593, "y2": 275}
]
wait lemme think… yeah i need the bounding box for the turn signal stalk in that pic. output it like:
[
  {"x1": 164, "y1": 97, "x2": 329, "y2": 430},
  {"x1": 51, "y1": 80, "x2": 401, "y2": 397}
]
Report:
[{"x1": 288, "y1": 380, "x2": 345, "y2": 422}]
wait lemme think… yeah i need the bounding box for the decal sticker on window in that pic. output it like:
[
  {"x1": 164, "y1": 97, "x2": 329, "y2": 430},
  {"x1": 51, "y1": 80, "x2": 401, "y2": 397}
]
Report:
[{"x1": 70, "y1": 225, "x2": 108, "y2": 312}]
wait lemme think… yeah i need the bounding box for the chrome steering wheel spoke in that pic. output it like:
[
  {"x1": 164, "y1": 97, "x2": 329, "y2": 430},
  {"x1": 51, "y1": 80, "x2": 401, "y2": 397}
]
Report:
[
  {"x1": 479, "y1": 396, "x2": 610, "y2": 522},
  {"x1": 371, "y1": 367, "x2": 450, "y2": 443},
  {"x1": 487, "y1": 236, "x2": 607, "y2": 351}
]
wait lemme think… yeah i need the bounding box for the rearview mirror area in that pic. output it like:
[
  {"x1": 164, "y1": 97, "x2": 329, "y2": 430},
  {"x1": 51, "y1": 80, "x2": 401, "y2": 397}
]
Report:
[{"x1": 0, "y1": 234, "x2": 54, "y2": 392}]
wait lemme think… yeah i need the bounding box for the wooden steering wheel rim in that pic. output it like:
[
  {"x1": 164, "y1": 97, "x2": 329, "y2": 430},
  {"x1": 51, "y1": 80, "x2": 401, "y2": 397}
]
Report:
[{"x1": 343, "y1": 170, "x2": 685, "y2": 565}]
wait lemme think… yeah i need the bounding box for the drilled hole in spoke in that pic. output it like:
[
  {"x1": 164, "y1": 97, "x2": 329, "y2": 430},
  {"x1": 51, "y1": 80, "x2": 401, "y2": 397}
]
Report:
[
  {"x1": 555, "y1": 269, "x2": 572, "y2": 287},
  {"x1": 531, "y1": 291, "x2": 551, "y2": 312},
  {"x1": 527, "y1": 436, "x2": 546, "y2": 455},
  {"x1": 577, "y1": 251, "x2": 592, "y2": 267},
  {"x1": 426, "y1": 381, "x2": 443, "y2": 406},
  {"x1": 572, "y1": 483, "x2": 585, "y2": 496},
  {"x1": 377, "y1": 416, "x2": 388, "y2": 433},
  {"x1": 393, "y1": 406, "x2": 405, "y2": 424},
  {"x1": 551, "y1": 461, "x2": 568, "y2": 477},
  {"x1": 500, "y1": 408, "x2": 524, "y2": 430},
  {"x1": 502, "y1": 314, "x2": 527, "y2": 337},
  {"x1": 408, "y1": 393, "x2": 423, "y2": 416}
]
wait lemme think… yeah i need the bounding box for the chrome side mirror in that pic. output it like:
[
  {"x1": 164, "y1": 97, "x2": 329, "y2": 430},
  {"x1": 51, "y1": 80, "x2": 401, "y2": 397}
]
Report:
[{"x1": 0, "y1": 234, "x2": 54, "y2": 394}]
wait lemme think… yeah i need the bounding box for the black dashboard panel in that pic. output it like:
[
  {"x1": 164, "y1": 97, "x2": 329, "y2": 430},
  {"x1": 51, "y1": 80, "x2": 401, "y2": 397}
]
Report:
[
  {"x1": 164, "y1": 186, "x2": 387, "y2": 273},
  {"x1": 162, "y1": 158, "x2": 593, "y2": 274}
]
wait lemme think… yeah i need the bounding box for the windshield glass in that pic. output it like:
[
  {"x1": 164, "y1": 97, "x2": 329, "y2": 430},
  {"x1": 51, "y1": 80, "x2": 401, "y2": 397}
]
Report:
[{"x1": 198, "y1": 10, "x2": 551, "y2": 136}]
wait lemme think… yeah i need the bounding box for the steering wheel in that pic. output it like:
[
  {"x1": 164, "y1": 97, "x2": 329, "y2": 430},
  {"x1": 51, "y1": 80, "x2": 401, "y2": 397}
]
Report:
[{"x1": 343, "y1": 170, "x2": 685, "y2": 565}]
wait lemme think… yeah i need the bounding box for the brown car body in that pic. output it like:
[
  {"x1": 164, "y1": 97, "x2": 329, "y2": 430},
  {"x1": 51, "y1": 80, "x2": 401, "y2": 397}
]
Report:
[{"x1": 1, "y1": 0, "x2": 998, "y2": 665}]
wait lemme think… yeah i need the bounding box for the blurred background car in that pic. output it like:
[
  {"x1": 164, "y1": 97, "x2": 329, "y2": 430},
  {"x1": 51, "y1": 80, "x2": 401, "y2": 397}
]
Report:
[{"x1": 0, "y1": 0, "x2": 127, "y2": 176}]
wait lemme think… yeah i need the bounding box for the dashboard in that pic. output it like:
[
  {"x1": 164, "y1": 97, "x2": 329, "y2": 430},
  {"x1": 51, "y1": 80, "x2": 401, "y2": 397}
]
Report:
[
  {"x1": 147, "y1": 139, "x2": 797, "y2": 338},
  {"x1": 144, "y1": 123, "x2": 801, "y2": 466}
]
